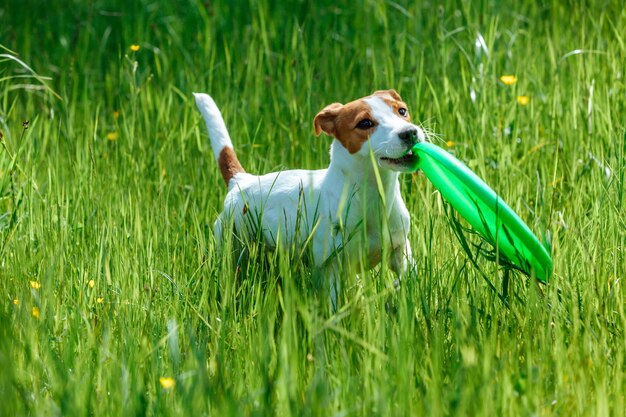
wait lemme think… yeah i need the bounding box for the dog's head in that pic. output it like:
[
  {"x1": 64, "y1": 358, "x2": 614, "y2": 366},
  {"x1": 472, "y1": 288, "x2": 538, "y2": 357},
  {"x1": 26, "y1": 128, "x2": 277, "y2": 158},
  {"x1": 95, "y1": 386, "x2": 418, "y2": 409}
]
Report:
[{"x1": 314, "y1": 89, "x2": 425, "y2": 172}]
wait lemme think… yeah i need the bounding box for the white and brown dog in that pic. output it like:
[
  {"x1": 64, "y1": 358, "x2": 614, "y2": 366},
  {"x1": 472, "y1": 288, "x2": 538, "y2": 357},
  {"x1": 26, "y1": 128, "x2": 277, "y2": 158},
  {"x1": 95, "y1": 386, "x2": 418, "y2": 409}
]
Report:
[{"x1": 194, "y1": 90, "x2": 424, "y2": 306}]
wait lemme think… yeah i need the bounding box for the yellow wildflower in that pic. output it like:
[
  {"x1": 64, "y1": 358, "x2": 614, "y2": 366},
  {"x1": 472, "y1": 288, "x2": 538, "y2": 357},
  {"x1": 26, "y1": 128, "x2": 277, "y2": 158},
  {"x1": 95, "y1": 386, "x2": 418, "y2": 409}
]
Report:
[
  {"x1": 517, "y1": 95, "x2": 530, "y2": 106},
  {"x1": 96, "y1": 297, "x2": 104, "y2": 304},
  {"x1": 130, "y1": 44, "x2": 141, "y2": 52},
  {"x1": 30, "y1": 281, "x2": 41, "y2": 290},
  {"x1": 13, "y1": 298, "x2": 19, "y2": 305},
  {"x1": 159, "y1": 377, "x2": 175, "y2": 389},
  {"x1": 500, "y1": 75, "x2": 517, "y2": 85},
  {"x1": 32, "y1": 307, "x2": 40, "y2": 319},
  {"x1": 88, "y1": 279, "x2": 95, "y2": 288},
  {"x1": 113, "y1": 111, "x2": 120, "y2": 120},
  {"x1": 446, "y1": 140, "x2": 455, "y2": 147},
  {"x1": 106, "y1": 132, "x2": 118, "y2": 141}
]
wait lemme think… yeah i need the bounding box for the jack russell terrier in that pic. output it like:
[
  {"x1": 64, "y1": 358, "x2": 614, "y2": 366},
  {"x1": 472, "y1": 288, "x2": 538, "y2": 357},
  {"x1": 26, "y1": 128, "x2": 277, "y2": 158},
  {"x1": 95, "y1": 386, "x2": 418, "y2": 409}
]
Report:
[{"x1": 194, "y1": 90, "x2": 425, "y2": 307}]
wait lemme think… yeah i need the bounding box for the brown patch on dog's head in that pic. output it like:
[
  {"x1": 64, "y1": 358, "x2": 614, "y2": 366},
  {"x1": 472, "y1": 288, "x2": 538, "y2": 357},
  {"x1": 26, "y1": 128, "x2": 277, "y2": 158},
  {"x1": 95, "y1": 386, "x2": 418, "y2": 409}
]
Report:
[
  {"x1": 374, "y1": 89, "x2": 402, "y2": 101},
  {"x1": 314, "y1": 99, "x2": 376, "y2": 154},
  {"x1": 373, "y1": 89, "x2": 411, "y2": 122}
]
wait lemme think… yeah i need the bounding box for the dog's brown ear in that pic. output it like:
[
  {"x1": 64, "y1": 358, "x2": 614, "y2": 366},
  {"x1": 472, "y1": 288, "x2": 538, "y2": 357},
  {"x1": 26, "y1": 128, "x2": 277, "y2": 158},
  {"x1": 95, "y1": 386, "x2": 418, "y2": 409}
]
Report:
[
  {"x1": 373, "y1": 89, "x2": 402, "y2": 102},
  {"x1": 314, "y1": 103, "x2": 343, "y2": 137}
]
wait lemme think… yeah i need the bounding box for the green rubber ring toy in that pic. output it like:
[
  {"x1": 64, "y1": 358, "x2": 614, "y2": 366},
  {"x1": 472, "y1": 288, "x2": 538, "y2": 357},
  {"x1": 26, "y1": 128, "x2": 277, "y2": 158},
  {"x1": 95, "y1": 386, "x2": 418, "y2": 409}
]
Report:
[{"x1": 411, "y1": 142, "x2": 552, "y2": 281}]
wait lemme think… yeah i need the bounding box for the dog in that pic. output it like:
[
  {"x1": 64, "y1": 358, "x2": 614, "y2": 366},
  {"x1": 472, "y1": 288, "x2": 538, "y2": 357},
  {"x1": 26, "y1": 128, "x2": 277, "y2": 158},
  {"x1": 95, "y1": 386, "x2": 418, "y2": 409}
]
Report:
[{"x1": 194, "y1": 90, "x2": 424, "y2": 307}]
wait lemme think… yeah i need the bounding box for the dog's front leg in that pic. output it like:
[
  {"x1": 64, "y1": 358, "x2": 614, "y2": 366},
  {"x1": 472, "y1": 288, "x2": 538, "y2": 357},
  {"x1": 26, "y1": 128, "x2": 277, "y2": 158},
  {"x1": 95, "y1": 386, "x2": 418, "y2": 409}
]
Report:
[{"x1": 390, "y1": 238, "x2": 413, "y2": 287}]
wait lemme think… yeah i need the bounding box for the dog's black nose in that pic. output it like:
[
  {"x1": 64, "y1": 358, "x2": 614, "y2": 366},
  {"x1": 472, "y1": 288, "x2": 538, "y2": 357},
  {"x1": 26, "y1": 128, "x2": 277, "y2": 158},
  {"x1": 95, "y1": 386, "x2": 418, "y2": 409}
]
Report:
[{"x1": 399, "y1": 128, "x2": 419, "y2": 146}]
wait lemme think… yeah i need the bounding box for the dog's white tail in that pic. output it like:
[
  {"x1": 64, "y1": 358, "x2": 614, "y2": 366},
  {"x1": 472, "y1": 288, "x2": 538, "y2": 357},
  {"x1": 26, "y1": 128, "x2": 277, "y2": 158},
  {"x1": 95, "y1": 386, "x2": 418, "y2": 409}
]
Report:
[{"x1": 193, "y1": 93, "x2": 245, "y2": 186}]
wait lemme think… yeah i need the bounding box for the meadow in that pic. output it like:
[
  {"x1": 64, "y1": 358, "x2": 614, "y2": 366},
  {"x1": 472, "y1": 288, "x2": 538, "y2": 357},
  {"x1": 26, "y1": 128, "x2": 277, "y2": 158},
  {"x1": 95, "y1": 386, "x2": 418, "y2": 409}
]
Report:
[{"x1": 1, "y1": 0, "x2": 625, "y2": 415}]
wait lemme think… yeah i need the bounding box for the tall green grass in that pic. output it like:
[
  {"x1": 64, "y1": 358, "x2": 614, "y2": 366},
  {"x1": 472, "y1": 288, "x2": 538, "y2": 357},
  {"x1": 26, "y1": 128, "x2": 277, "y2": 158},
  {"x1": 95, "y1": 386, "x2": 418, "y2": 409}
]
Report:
[{"x1": 1, "y1": 0, "x2": 625, "y2": 415}]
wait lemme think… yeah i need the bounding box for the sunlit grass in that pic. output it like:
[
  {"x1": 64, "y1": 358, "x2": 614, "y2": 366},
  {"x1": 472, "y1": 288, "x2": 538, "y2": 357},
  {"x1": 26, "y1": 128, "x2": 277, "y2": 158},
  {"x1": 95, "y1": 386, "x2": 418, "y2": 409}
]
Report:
[{"x1": 1, "y1": 0, "x2": 625, "y2": 416}]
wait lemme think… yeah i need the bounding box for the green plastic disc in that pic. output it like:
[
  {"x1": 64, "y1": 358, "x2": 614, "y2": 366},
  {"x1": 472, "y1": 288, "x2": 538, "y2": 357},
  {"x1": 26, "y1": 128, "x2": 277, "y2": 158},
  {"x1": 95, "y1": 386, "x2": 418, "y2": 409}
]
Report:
[{"x1": 412, "y1": 142, "x2": 552, "y2": 281}]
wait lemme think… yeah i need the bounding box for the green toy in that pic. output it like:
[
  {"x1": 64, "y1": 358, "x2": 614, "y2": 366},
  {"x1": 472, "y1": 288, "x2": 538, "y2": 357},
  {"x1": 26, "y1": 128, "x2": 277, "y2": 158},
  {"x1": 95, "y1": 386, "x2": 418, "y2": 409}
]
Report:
[{"x1": 411, "y1": 142, "x2": 552, "y2": 281}]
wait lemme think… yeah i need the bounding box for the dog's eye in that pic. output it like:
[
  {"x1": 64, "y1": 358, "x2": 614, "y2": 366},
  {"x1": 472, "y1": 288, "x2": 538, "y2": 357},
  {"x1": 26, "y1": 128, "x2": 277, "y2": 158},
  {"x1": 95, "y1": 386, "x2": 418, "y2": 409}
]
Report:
[
  {"x1": 398, "y1": 108, "x2": 408, "y2": 117},
  {"x1": 356, "y1": 119, "x2": 375, "y2": 129}
]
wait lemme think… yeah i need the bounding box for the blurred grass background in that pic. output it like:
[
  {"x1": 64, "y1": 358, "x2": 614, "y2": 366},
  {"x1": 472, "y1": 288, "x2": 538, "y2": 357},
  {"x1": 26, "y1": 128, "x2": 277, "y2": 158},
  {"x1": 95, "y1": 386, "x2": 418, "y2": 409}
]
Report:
[{"x1": 1, "y1": 0, "x2": 625, "y2": 415}]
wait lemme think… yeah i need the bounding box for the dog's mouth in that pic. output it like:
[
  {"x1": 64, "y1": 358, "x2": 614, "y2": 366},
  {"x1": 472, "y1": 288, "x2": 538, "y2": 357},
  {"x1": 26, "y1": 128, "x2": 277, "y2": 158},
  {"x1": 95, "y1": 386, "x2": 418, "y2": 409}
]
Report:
[{"x1": 380, "y1": 148, "x2": 419, "y2": 168}]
